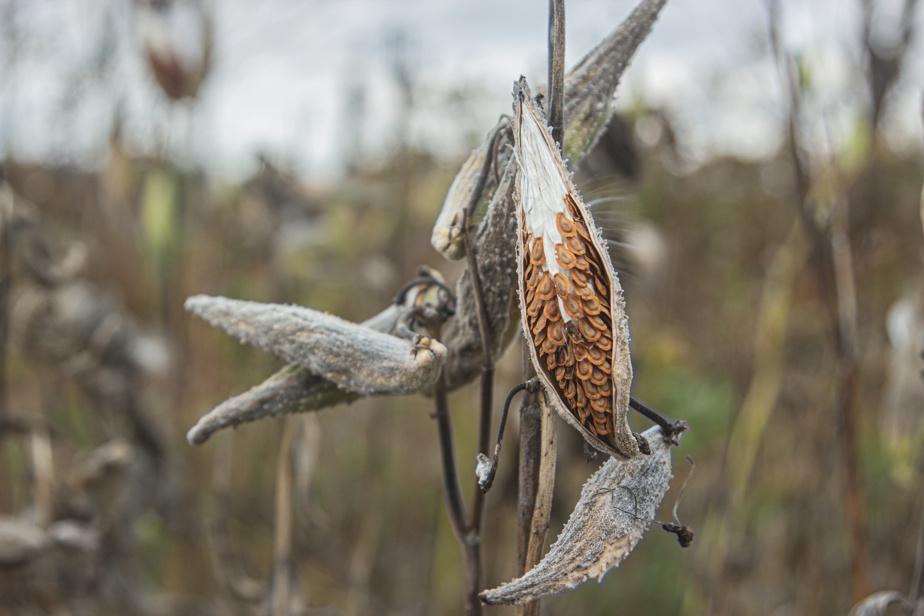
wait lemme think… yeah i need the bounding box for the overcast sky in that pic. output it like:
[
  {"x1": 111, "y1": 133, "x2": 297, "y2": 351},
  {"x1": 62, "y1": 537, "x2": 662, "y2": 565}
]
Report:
[{"x1": 1, "y1": 0, "x2": 922, "y2": 180}]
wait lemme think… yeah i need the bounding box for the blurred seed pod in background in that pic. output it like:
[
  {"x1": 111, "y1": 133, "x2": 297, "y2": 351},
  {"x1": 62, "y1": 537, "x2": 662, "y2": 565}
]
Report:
[{"x1": 135, "y1": 0, "x2": 213, "y2": 102}]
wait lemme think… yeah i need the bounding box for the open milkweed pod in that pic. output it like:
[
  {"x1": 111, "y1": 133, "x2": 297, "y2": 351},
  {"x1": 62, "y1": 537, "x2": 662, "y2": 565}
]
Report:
[{"x1": 513, "y1": 76, "x2": 640, "y2": 459}]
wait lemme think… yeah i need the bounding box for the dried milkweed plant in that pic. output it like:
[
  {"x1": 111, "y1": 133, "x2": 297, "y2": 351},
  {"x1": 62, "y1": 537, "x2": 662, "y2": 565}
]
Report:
[{"x1": 184, "y1": 0, "x2": 690, "y2": 613}]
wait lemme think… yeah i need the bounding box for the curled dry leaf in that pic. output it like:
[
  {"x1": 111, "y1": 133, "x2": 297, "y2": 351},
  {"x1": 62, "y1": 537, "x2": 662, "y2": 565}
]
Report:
[
  {"x1": 513, "y1": 76, "x2": 639, "y2": 459},
  {"x1": 480, "y1": 425, "x2": 673, "y2": 605},
  {"x1": 848, "y1": 591, "x2": 911, "y2": 616},
  {"x1": 430, "y1": 0, "x2": 668, "y2": 261}
]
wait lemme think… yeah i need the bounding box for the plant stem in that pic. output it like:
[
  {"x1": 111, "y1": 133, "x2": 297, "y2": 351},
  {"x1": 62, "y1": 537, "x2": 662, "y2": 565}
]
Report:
[
  {"x1": 516, "y1": 4, "x2": 565, "y2": 615},
  {"x1": 451, "y1": 100, "x2": 502, "y2": 614},
  {"x1": 547, "y1": 0, "x2": 566, "y2": 146},
  {"x1": 271, "y1": 420, "x2": 297, "y2": 616},
  {"x1": 434, "y1": 374, "x2": 467, "y2": 543},
  {"x1": 479, "y1": 380, "x2": 533, "y2": 493},
  {"x1": 0, "y1": 191, "x2": 9, "y2": 439}
]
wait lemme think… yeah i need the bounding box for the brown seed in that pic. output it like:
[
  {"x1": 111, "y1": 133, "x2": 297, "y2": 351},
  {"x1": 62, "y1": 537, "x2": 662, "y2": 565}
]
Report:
[
  {"x1": 536, "y1": 273, "x2": 555, "y2": 301},
  {"x1": 547, "y1": 320, "x2": 566, "y2": 345},
  {"x1": 589, "y1": 395, "x2": 608, "y2": 413},
  {"x1": 553, "y1": 272, "x2": 571, "y2": 297},
  {"x1": 542, "y1": 299, "x2": 560, "y2": 321},
  {"x1": 586, "y1": 345, "x2": 606, "y2": 366},
  {"x1": 526, "y1": 264, "x2": 539, "y2": 287},
  {"x1": 577, "y1": 319, "x2": 601, "y2": 342},
  {"x1": 583, "y1": 380, "x2": 601, "y2": 399},
  {"x1": 575, "y1": 384, "x2": 586, "y2": 407},
  {"x1": 530, "y1": 237, "x2": 545, "y2": 265},
  {"x1": 570, "y1": 269, "x2": 589, "y2": 289},
  {"x1": 531, "y1": 312, "x2": 548, "y2": 335},
  {"x1": 573, "y1": 254, "x2": 589, "y2": 271},
  {"x1": 534, "y1": 327, "x2": 547, "y2": 349},
  {"x1": 573, "y1": 344, "x2": 589, "y2": 362},
  {"x1": 575, "y1": 220, "x2": 592, "y2": 242},
  {"x1": 576, "y1": 360, "x2": 592, "y2": 380},
  {"x1": 597, "y1": 335, "x2": 612, "y2": 351},
  {"x1": 587, "y1": 314, "x2": 607, "y2": 331},
  {"x1": 527, "y1": 294, "x2": 542, "y2": 317},
  {"x1": 590, "y1": 367, "x2": 608, "y2": 386},
  {"x1": 555, "y1": 244, "x2": 576, "y2": 269},
  {"x1": 557, "y1": 345, "x2": 574, "y2": 367},
  {"x1": 583, "y1": 295, "x2": 604, "y2": 315},
  {"x1": 542, "y1": 337, "x2": 558, "y2": 355},
  {"x1": 565, "y1": 234, "x2": 586, "y2": 256},
  {"x1": 555, "y1": 366, "x2": 567, "y2": 382},
  {"x1": 563, "y1": 380, "x2": 576, "y2": 399},
  {"x1": 562, "y1": 294, "x2": 584, "y2": 319},
  {"x1": 576, "y1": 284, "x2": 595, "y2": 301},
  {"x1": 545, "y1": 353, "x2": 558, "y2": 371},
  {"x1": 556, "y1": 212, "x2": 576, "y2": 237}
]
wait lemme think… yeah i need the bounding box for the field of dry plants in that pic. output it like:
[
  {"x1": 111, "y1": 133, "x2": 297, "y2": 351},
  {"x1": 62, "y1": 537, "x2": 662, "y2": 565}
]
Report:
[{"x1": 1, "y1": 0, "x2": 924, "y2": 614}]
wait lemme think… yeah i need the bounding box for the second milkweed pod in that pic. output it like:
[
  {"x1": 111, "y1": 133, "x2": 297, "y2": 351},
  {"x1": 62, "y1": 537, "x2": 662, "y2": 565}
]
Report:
[{"x1": 512, "y1": 76, "x2": 641, "y2": 459}]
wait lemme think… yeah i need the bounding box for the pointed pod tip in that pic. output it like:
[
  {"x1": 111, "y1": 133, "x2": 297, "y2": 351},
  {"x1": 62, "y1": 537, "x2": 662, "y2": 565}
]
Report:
[
  {"x1": 184, "y1": 294, "x2": 214, "y2": 315},
  {"x1": 186, "y1": 423, "x2": 209, "y2": 446}
]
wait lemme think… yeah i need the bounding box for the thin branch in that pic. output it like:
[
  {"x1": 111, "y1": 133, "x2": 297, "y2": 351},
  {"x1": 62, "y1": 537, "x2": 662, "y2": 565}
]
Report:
[
  {"x1": 460, "y1": 137, "x2": 497, "y2": 537},
  {"x1": 460, "y1": 141, "x2": 497, "y2": 517},
  {"x1": 434, "y1": 374, "x2": 467, "y2": 543},
  {"x1": 547, "y1": 0, "x2": 566, "y2": 146},
  {"x1": 477, "y1": 380, "x2": 534, "y2": 493},
  {"x1": 271, "y1": 420, "x2": 298, "y2": 616},
  {"x1": 629, "y1": 396, "x2": 688, "y2": 443},
  {"x1": 0, "y1": 186, "x2": 11, "y2": 442}
]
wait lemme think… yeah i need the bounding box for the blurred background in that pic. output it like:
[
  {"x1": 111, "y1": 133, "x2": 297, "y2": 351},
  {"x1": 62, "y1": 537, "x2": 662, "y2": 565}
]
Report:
[{"x1": 1, "y1": 0, "x2": 923, "y2": 614}]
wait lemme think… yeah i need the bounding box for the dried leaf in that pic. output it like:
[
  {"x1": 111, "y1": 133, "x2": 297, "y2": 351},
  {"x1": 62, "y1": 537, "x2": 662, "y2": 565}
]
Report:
[
  {"x1": 848, "y1": 591, "x2": 910, "y2": 616},
  {"x1": 513, "y1": 77, "x2": 638, "y2": 459},
  {"x1": 480, "y1": 425, "x2": 673, "y2": 605}
]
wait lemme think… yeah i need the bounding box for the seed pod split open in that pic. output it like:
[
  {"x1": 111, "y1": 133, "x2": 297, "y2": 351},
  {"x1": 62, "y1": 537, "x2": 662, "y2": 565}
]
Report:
[{"x1": 513, "y1": 76, "x2": 640, "y2": 459}]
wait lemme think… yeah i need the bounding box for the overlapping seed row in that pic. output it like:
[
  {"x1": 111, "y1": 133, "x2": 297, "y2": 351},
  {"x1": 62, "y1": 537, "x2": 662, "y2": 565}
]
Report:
[{"x1": 522, "y1": 194, "x2": 617, "y2": 440}]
